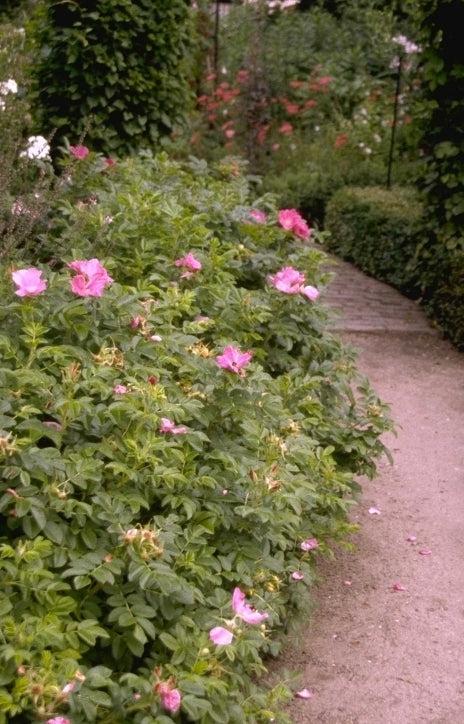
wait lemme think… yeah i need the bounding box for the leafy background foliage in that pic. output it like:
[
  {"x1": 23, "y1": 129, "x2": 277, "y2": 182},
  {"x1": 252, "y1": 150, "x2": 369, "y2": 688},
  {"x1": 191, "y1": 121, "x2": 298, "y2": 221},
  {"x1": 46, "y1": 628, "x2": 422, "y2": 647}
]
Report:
[{"x1": 29, "y1": 0, "x2": 195, "y2": 157}]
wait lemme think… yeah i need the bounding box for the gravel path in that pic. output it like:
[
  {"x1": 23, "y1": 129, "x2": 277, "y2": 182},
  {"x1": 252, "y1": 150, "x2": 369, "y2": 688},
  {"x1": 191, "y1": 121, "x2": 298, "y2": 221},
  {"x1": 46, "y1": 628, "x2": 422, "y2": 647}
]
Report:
[{"x1": 276, "y1": 255, "x2": 464, "y2": 724}]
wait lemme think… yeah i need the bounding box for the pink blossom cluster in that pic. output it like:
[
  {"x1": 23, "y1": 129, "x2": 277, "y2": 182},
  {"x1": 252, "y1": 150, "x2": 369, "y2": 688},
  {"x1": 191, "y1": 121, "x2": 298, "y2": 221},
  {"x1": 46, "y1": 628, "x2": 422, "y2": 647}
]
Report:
[
  {"x1": 268, "y1": 266, "x2": 319, "y2": 301},
  {"x1": 10, "y1": 259, "x2": 113, "y2": 299},
  {"x1": 278, "y1": 208, "x2": 311, "y2": 240}
]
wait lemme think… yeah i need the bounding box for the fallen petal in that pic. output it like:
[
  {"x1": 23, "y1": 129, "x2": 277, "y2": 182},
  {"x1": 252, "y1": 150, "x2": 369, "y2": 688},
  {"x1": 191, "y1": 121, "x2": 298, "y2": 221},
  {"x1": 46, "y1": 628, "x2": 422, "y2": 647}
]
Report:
[
  {"x1": 295, "y1": 688, "x2": 313, "y2": 699},
  {"x1": 392, "y1": 582, "x2": 406, "y2": 591},
  {"x1": 368, "y1": 506, "x2": 381, "y2": 515},
  {"x1": 406, "y1": 535, "x2": 417, "y2": 542},
  {"x1": 419, "y1": 549, "x2": 432, "y2": 556},
  {"x1": 343, "y1": 580, "x2": 352, "y2": 586}
]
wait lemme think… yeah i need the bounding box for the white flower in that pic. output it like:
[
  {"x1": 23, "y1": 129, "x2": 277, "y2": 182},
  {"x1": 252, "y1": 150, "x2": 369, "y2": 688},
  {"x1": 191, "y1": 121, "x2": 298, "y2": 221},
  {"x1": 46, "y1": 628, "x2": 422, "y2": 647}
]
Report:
[
  {"x1": 392, "y1": 34, "x2": 421, "y2": 54},
  {"x1": 20, "y1": 135, "x2": 51, "y2": 161},
  {"x1": 0, "y1": 79, "x2": 18, "y2": 95}
]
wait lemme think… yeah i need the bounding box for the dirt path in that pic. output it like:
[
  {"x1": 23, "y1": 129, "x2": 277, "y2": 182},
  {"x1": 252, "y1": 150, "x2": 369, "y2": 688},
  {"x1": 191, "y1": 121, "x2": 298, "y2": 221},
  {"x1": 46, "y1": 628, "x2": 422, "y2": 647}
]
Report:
[{"x1": 276, "y1": 257, "x2": 464, "y2": 724}]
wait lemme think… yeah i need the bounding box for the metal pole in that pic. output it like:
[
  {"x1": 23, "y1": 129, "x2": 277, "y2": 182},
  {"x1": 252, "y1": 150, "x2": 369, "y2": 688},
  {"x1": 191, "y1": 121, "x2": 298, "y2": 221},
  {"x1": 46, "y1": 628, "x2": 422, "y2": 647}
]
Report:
[
  {"x1": 386, "y1": 51, "x2": 403, "y2": 189},
  {"x1": 213, "y1": 1, "x2": 220, "y2": 81}
]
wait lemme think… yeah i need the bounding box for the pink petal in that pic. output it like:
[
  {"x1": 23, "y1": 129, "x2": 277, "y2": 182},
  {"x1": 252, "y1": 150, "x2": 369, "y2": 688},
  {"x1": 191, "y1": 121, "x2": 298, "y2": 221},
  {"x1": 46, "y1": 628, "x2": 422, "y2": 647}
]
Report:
[
  {"x1": 295, "y1": 688, "x2": 313, "y2": 699},
  {"x1": 291, "y1": 571, "x2": 304, "y2": 580},
  {"x1": 406, "y1": 535, "x2": 417, "y2": 542},
  {"x1": 392, "y1": 582, "x2": 406, "y2": 591},
  {"x1": 209, "y1": 626, "x2": 234, "y2": 645},
  {"x1": 343, "y1": 580, "x2": 352, "y2": 586},
  {"x1": 368, "y1": 506, "x2": 381, "y2": 515},
  {"x1": 419, "y1": 549, "x2": 432, "y2": 556}
]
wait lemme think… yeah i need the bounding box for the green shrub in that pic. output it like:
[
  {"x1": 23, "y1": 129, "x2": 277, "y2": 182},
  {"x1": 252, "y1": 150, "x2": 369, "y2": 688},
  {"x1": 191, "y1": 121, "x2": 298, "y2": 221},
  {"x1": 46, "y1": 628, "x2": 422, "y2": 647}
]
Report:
[
  {"x1": 0, "y1": 150, "x2": 393, "y2": 722},
  {"x1": 29, "y1": 0, "x2": 195, "y2": 157},
  {"x1": 324, "y1": 185, "x2": 424, "y2": 294}
]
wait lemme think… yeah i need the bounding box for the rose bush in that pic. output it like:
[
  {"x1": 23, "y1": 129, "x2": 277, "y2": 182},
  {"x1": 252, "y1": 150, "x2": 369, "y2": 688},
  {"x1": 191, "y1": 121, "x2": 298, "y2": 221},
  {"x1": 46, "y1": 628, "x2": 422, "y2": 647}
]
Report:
[{"x1": 0, "y1": 150, "x2": 393, "y2": 723}]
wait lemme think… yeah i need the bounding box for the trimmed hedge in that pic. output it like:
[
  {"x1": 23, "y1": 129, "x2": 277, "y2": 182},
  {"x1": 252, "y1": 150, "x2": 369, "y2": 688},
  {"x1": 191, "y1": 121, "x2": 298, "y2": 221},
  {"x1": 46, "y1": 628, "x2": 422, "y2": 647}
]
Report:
[
  {"x1": 324, "y1": 184, "x2": 464, "y2": 349},
  {"x1": 324, "y1": 185, "x2": 424, "y2": 295},
  {"x1": 29, "y1": 0, "x2": 195, "y2": 157}
]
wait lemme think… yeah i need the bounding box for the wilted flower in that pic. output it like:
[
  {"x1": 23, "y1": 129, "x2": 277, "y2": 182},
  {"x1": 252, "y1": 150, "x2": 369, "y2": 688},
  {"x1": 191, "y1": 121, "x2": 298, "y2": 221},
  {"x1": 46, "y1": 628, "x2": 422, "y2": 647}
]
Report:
[
  {"x1": 232, "y1": 587, "x2": 269, "y2": 624},
  {"x1": 291, "y1": 571, "x2": 304, "y2": 581},
  {"x1": 301, "y1": 538, "x2": 318, "y2": 552},
  {"x1": 216, "y1": 346, "x2": 252, "y2": 376},
  {"x1": 209, "y1": 626, "x2": 234, "y2": 645},
  {"x1": 157, "y1": 682, "x2": 182, "y2": 714},
  {"x1": 113, "y1": 385, "x2": 128, "y2": 394},
  {"x1": 11, "y1": 268, "x2": 47, "y2": 297},
  {"x1": 159, "y1": 418, "x2": 187, "y2": 435},
  {"x1": 68, "y1": 258, "x2": 114, "y2": 297},
  {"x1": 20, "y1": 135, "x2": 51, "y2": 161},
  {"x1": 249, "y1": 209, "x2": 267, "y2": 224}
]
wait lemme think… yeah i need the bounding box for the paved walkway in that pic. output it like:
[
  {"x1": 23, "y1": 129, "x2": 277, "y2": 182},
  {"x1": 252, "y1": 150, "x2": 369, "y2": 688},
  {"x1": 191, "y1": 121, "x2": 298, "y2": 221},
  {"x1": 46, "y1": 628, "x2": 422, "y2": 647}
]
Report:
[
  {"x1": 278, "y1": 253, "x2": 464, "y2": 724},
  {"x1": 320, "y1": 254, "x2": 436, "y2": 334}
]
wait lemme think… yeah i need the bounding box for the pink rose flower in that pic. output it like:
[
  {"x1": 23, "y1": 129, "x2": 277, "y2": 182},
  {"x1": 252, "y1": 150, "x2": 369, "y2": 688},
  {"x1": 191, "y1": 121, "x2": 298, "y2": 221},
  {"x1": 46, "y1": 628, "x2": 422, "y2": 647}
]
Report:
[
  {"x1": 209, "y1": 626, "x2": 234, "y2": 645},
  {"x1": 268, "y1": 266, "x2": 305, "y2": 294},
  {"x1": 174, "y1": 252, "x2": 202, "y2": 272},
  {"x1": 216, "y1": 346, "x2": 252, "y2": 376},
  {"x1": 231, "y1": 587, "x2": 268, "y2": 625},
  {"x1": 159, "y1": 418, "x2": 187, "y2": 435},
  {"x1": 68, "y1": 258, "x2": 114, "y2": 297},
  {"x1": 277, "y1": 208, "x2": 311, "y2": 240},
  {"x1": 269, "y1": 267, "x2": 319, "y2": 301},
  {"x1": 11, "y1": 268, "x2": 47, "y2": 297},
  {"x1": 69, "y1": 144, "x2": 90, "y2": 159},
  {"x1": 47, "y1": 718, "x2": 71, "y2": 724},
  {"x1": 158, "y1": 683, "x2": 181, "y2": 714}
]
